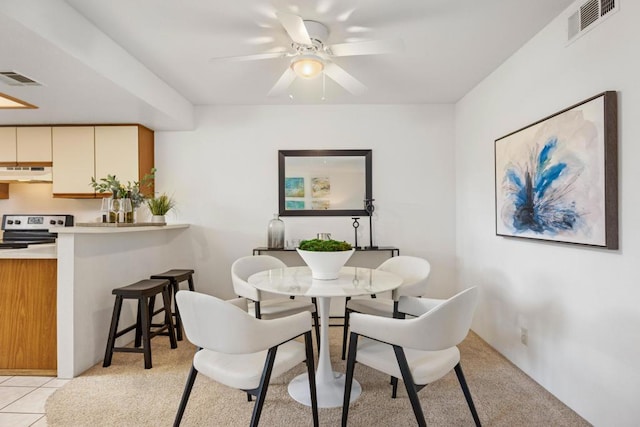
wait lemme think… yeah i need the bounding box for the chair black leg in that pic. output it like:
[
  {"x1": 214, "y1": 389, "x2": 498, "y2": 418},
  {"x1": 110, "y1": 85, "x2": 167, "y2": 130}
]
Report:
[
  {"x1": 304, "y1": 331, "x2": 319, "y2": 427},
  {"x1": 312, "y1": 297, "x2": 320, "y2": 349},
  {"x1": 393, "y1": 345, "x2": 426, "y2": 427},
  {"x1": 249, "y1": 346, "x2": 277, "y2": 427},
  {"x1": 454, "y1": 363, "x2": 481, "y2": 427},
  {"x1": 341, "y1": 332, "x2": 359, "y2": 427},
  {"x1": 173, "y1": 364, "x2": 198, "y2": 427},
  {"x1": 391, "y1": 376, "x2": 398, "y2": 398},
  {"x1": 254, "y1": 300, "x2": 262, "y2": 319},
  {"x1": 311, "y1": 310, "x2": 321, "y2": 352},
  {"x1": 341, "y1": 302, "x2": 351, "y2": 360},
  {"x1": 247, "y1": 393, "x2": 252, "y2": 402}
]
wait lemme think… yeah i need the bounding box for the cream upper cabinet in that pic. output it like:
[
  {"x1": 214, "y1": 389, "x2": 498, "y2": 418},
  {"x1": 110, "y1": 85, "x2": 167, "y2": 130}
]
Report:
[
  {"x1": 0, "y1": 127, "x2": 17, "y2": 165},
  {"x1": 0, "y1": 126, "x2": 53, "y2": 165},
  {"x1": 16, "y1": 127, "x2": 52, "y2": 164},
  {"x1": 52, "y1": 125, "x2": 154, "y2": 198},
  {"x1": 52, "y1": 127, "x2": 95, "y2": 197},
  {"x1": 94, "y1": 126, "x2": 139, "y2": 186}
]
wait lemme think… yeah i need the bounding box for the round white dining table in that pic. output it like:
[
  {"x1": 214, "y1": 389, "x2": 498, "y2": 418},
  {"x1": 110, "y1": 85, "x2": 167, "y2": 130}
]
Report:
[{"x1": 248, "y1": 265, "x2": 403, "y2": 408}]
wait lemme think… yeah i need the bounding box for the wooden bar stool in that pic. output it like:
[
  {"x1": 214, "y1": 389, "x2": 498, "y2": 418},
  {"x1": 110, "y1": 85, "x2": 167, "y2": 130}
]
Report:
[
  {"x1": 150, "y1": 269, "x2": 195, "y2": 341},
  {"x1": 103, "y1": 279, "x2": 177, "y2": 369}
]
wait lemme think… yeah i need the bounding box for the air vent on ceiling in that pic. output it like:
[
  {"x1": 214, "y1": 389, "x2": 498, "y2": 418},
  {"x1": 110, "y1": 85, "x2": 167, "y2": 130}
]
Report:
[
  {"x1": 567, "y1": 0, "x2": 619, "y2": 43},
  {"x1": 0, "y1": 71, "x2": 42, "y2": 86}
]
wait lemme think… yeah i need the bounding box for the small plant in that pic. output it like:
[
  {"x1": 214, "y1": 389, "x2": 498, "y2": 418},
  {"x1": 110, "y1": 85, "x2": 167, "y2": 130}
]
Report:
[
  {"x1": 298, "y1": 239, "x2": 352, "y2": 252},
  {"x1": 146, "y1": 193, "x2": 175, "y2": 215},
  {"x1": 90, "y1": 168, "x2": 156, "y2": 208}
]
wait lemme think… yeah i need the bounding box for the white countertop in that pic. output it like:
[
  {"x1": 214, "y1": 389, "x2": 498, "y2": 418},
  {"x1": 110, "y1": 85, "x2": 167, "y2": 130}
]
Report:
[
  {"x1": 51, "y1": 223, "x2": 189, "y2": 234},
  {"x1": 0, "y1": 243, "x2": 56, "y2": 259}
]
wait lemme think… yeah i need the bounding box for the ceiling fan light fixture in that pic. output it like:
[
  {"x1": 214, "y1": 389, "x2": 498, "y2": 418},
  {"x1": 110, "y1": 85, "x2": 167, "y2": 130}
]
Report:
[{"x1": 291, "y1": 55, "x2": 324, "y2": 79}]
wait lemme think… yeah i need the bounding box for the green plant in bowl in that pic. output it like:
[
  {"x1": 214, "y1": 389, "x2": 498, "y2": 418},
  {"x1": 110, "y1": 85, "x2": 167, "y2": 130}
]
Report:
[
  {"x1": 146, "y1": 193, "x2": 175, "y2": 215},
  {"x1": 297, "y1": 239, "x2": 354, "y2": 279},
  {"x1": 298, "y1": 239, "x2": 353, "y2": 252}
]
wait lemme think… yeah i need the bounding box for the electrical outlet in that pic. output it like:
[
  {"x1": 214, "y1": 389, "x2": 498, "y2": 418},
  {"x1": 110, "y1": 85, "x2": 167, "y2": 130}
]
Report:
[{"x1": 520, "y1": 327, "x2": 528, "y2": 346}]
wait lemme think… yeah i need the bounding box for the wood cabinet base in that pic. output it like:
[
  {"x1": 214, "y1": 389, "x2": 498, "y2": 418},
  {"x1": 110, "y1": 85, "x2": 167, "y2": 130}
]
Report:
[
  {"x1": 0, "y1": 368, "x2": 57, "y2": 376},
  {"x1": 0, "y1": 259, "x2": 57, "y2": 373}
]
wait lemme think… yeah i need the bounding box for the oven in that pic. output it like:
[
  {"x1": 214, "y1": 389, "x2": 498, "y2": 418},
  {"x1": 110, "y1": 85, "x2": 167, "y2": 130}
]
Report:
[{"x1": 0, "y1": 214, "x2": 74, "y2": 248}]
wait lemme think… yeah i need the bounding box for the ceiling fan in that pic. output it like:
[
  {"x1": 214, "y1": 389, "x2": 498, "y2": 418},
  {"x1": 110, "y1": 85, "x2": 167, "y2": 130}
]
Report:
[{"x1": 211, "y1": 12, "x2": 403, "y2": 97}]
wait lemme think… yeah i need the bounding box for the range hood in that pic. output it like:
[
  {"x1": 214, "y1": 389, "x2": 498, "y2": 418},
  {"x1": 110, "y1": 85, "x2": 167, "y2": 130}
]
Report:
[{"x1": 0, "y1": 166, "x2": 53, "y2": 183}]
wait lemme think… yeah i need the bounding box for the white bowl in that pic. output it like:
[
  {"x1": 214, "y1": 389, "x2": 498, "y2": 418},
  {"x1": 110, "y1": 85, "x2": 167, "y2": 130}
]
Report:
[{"x1": 296, "y1": 248, "x2": 355, "y2": 280}]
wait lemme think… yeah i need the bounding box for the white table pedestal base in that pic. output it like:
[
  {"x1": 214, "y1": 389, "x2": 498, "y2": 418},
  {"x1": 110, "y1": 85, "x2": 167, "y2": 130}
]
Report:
[
  {"x1": 248, "y1": 268, "x2": 402, "y2": 410},
  {"x1": 288, "y1": 372, "x2": 361, "y2": 408}
]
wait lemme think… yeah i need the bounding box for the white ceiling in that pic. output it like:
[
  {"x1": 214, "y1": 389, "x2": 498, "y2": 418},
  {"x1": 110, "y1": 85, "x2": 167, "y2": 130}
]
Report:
[{"x1": 0, "y1": 0, "x2": 574, "y2": 131}]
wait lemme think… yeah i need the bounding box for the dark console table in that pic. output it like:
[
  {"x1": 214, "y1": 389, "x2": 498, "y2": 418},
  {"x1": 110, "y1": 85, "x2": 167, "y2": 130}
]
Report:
[{"x1": 253, "y1": 246, "x2": 399, "y2": 257}]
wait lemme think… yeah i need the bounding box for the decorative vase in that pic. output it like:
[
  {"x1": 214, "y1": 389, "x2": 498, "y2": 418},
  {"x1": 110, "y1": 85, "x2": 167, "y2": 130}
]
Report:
[
  {"x1": 151, "y1": 215, "x2": 166, "y2": 224},
  {"x1": 296, "y1": 248, "x2": 355, "y2": 280},
  {"x1": 267, "y1": 214, "x2": 285, "y2": 249}
]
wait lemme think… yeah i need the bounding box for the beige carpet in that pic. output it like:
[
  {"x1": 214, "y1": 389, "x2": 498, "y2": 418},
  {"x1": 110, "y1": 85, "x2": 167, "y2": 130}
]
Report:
[{"x1": 46, "y1": 328, "x2": 590, "y2": 426}]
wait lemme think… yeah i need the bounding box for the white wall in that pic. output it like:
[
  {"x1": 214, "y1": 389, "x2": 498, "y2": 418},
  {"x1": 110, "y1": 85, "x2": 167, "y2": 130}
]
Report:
[
  {"x1": 455, "y1": 1, "x2": 640, "y2": 425},
  {"x1": 0, "y1": 105, "x2": 456, "y2": 303},
  {"x1": 155, "y1": 105, "x2": 456, "y2": 299}
]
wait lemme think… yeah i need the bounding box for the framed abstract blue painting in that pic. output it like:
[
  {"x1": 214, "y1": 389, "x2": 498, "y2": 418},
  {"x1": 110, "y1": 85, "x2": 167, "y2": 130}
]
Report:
[{"x1": 495, "y1": 91, "x2": 618, "y2": 249}]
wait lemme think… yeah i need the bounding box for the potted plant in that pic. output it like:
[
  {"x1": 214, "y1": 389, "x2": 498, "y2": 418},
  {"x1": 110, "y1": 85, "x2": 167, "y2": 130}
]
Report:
[
  {"x1": 297, "y1": 239, "x2": 355, "y2": 280},
  {"x1": 90, "y1": 168, "x2": 155, "y2": 223},
  {"x1": 146, "y1": 193, "x2": 175, "y2": 224}
]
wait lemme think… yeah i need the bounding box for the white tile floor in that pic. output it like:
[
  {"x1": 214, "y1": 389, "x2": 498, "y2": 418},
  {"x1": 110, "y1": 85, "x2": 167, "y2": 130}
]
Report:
[{"x1": 0, "y1": 376, "x2": 69, "y2": 427}]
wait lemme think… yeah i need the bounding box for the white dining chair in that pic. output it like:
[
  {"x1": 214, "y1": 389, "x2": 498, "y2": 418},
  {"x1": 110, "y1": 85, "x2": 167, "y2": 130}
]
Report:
[
  {"x1": 341, "y1": 287, "x2": 481, "y2": 427},
  {"x1": 341, "y1": 255, "x2": 431, "y2": 359},
  {"x1": 173, "y1": 291, "x2": 318, "y2": 427},
  {"x1": 232, "y1": 255, "x2": 320, "y2": 346}
]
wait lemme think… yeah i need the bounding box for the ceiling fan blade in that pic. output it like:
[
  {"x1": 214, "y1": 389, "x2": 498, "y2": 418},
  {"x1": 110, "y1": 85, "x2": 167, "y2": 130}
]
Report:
[
  {"x1": 276, "y1": 12, "x2": 312, "y2": 45},
  {"x1": 323, "y1": 63, "x2": 367, "y2": 96},
  {"x1": 210, "y1": 51, "x2": 289, "y2": 62},
  {"x1": 268, "y1": 67, "x2": 297, "y2": 97},
  {"x1": 327, "y1": 39, "x2": 404, "y2": 57}
]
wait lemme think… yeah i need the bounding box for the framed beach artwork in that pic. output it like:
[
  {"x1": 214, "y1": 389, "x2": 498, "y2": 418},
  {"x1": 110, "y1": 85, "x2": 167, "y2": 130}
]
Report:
[
  {"x1": 311, "y1": 177, "x2": 330, "y2": 198},
  {"x1": 494, "y1": 91, "x2": 618, "y2": 249},
  {"x1": 285, "y1": 200, "x2": 305, "y2": 210},
  {"x1": 311, "y1": 199, "x2": 330, "y2": 210},
  {"x1": 284, "y1": 177, "x2": 305, "y2": 197}
]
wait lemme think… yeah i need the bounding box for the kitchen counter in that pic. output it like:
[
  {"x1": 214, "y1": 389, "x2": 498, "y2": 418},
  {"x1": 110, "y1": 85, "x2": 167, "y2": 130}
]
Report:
[
  {"x1": 51, "y1": 223, "x2": 189, "y2": 234},
  {"x1": 0, "y1": 243, "x2": 56, "y2": 259},
  {"x1": 54, "y1": 223, "x2": 193, "y2": 378}
]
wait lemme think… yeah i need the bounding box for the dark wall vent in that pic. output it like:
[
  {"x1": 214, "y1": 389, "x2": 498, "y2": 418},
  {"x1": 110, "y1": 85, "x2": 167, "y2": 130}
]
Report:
[
  {"x1": 0, "y1": 71, "x2": 42, "y2": 86},
  {"x1": 567, "y1": 0, "x2": 619, "y2": 43}
]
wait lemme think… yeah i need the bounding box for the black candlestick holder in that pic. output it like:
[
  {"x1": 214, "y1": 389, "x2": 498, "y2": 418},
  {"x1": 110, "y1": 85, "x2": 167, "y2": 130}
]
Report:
[
  {"x1": 364, "y1": 198, "x2": 378, "y2": 250},
  {"x1": 352, "y1": 217, "x2": 361, "y2": 249}
]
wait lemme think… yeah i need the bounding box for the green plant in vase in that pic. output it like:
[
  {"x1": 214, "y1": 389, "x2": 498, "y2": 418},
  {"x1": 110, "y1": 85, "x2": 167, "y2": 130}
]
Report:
[
  {"x1": 297, "y1": 239, "x2": 354, "y2": 280},
  {"x1": 90, "y1": 168, "x2": 155, "y2": 223},
  {"x1": 298, "y1": 239, "x2": 353, "y2": 251},
  {"x1": 147, "y1": 193, "x2": 175, "y2": 223}
]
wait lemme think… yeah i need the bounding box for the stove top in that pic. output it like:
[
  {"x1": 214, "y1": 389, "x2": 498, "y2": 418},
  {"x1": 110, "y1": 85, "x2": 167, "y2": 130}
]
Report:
[{"x1": 0, "y1": 214, "x2": 73, "y2": 249}]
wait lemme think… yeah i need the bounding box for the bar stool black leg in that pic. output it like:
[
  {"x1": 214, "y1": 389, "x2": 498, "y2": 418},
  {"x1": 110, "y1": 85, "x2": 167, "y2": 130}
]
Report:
[
  {"x1": 140, "y1": 295, "x2": 153, "y2": 369},
  {"x1": 162, "y1": 286, "x2": 178, "y2": 349},
  {"x1": 135, "y1": 299, "x2": 143, "y2": 348},
  {"x1": 103, "y1": 295, "x2": 123, "y2": 367},
  {"x1": 187, "y1": 276, "x2": 195, "y2": 291},
  {"x1": 170, "y1": 280, "x2": 184, "y2": 341}
]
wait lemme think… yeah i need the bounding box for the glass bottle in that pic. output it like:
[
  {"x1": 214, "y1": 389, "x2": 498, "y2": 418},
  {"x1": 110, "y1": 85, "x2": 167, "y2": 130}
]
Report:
[
  {"x1": 267, "y1": 214, "x2": 285, "y2": 249},
  {"x1": 123, "y1": 191, "x2": 134, "y2": 223},
  {"x1": 109, "y1": 193, "x2": 120, "y2": 223}
]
